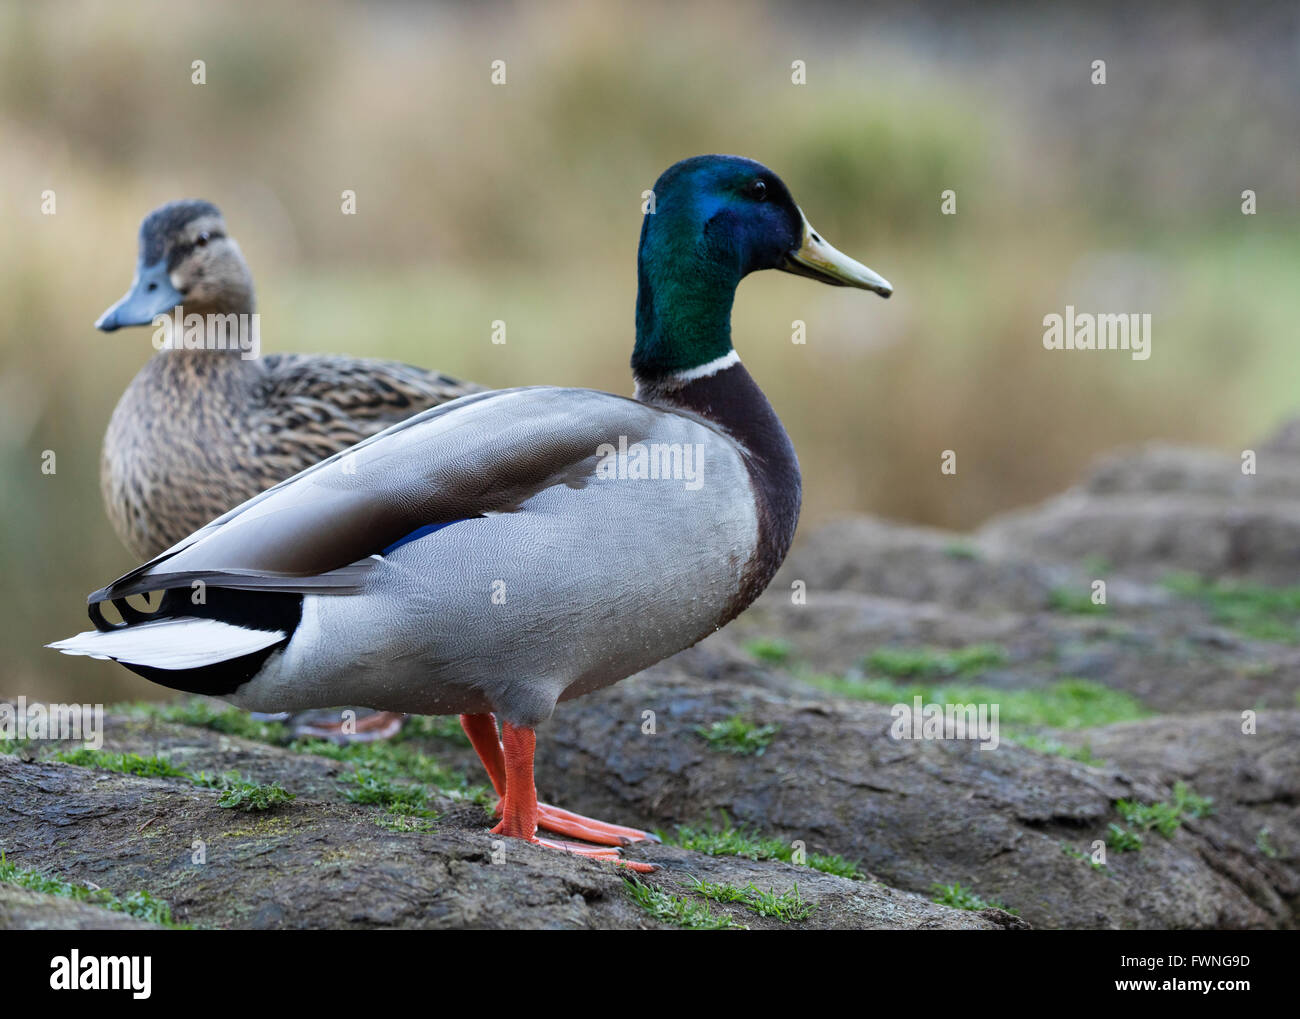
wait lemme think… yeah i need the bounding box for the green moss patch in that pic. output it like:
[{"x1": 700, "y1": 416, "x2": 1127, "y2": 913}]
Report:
[
  {"x1": 623, "y1": 877, "x2": 745, "y2": 930},
  {"x1": 1164, "y1": 573, "x2": 1300, "y2": 643},
  {"x1": 292, "y1": 737, "x2": 489, "y2": 814},
  {"x1": 801, "y1": 674, "x2": 1146, "y2": 729},
  {"x1": 865, "y1": 643, "x2": 1006, "y2": 678},
  {"x1": 1116, "y1": 782, "x2": 1213, "y2": 837},
  {"x1": 0, "y1": 853, "x2": 185, "y2": 927},
  {"x1": 54, "y1": 749, "x2": 294, "y2": 812},
  {"x1": 1048, "y1": 587, "x2": 1108, "y2": 615},
  {"x1": 744, "y1": 638, "x2": 795, "y2": 664},
  {"x1": 375, "y1": 814, "x2": 437, "y2": 833},
  {"x1": 114, "y1": 697, "x2": 289, "y2": 743},
  {"x1": 695, "y1": 716, "x2": 779, "y2": 756},
  {"x1": 1007, "y1": 732, "x2": 1102, "y2": 765},
  {"x1": 1106, "y1": 822, "x2": 1143, "y2": 852},
  {"x1": 667, "y1": 821, "x2": 864, "y2": 880},
  {"x1": 690, "y1": 878, "x2": 815, "y2": 922},
  {"x1": 392, "y1": 714, "x2": 472, "y2": 748},
  {"x1": 190, "y1": 771, "x2": 295, "y2": 812},
  {"x1": 53, "y1": 747, "x2": 187, "y2": 779},
  {"x1": 931, "y1": 881, "x2": 1018, "y2": 915}
]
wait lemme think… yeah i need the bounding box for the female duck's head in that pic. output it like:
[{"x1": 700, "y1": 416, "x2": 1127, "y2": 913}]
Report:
[
  {"x1": 633, "y1": 154, "x2": 891, "y2": 381},
  {"x1": 96, "y1": 199, "x2": 255, "y2": 332}
]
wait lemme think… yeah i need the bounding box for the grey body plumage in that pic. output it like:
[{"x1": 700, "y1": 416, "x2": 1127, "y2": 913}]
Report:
[
  {"x1": 230, "y1": 388, "x2": 760, "y2": 725},
  {"x1": 85, "y1": 385, "x2": 762, "y2": 727}
]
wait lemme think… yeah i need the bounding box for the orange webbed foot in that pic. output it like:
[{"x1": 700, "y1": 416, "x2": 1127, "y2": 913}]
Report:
[
  {"x1": 476, "y1": 716, "x2": 658, "y2": 873},
  {"x1": 534, "y1": 802, "x2": 661, "y2": 847},
  {"x1": 490, "y1": 798, "x2": 659, "y2": 846},
  {"x1": 489, "y1": 821, "x2": 658, "y2": 872},
  {"x1": 533, "y1": 836, "x2": 658, "y2": 874}
]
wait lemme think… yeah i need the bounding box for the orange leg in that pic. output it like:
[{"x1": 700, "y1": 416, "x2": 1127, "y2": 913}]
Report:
[
  {"x1": 492, "y1": 722, "x2": 539, "y2": 840},
  {"x1": 460, "y1": 713, "x2": 658, "y2": 845},
  {"x1": 461, "y1": 714, "x2": 655, "y2": 873},
  {"x1": 459, "y1": 712, "x2": 507, "y2": 797}
]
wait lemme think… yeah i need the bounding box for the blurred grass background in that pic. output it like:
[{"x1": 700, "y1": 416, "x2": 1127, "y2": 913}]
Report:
[{"x1": 2, "y1": 0, "x2": 1297, "y2": 701}]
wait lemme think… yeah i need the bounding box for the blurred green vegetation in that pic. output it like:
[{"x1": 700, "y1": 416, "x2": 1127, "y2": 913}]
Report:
[{"x1": 1, "y1": 1, "x2": 1297, "y2": 702}]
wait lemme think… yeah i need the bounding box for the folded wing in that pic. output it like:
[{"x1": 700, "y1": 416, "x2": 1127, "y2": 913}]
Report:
[{"x1": 89, "y1": 387, "x2": 711, "y2": 609}]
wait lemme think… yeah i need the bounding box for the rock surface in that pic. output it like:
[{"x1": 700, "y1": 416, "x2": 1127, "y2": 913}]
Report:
[
  {"x1": 0, "y1": 884, "x2": 162, "y2": 930},
  {"x1": 5, "y1": 422, "x2": 1300, "y2": 929},
  {"x1": 978, "y1": 442, "x2": 1300, "y2": 582},
  {"x1": 536, "y1": 665, "x2": 1297, "y2": 929},
  {"x1": 0, "y1": 738, "x2": 997, "y2": 930}
]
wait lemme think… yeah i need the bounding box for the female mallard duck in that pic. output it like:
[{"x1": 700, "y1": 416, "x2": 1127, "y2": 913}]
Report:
[
  {"x1": 97, "y1": 199, "x2": 482, "y2": 562},
  {"x1": 52, "y1": 155, "x2": 891, "y2": 869},
  {"x1": 99, "y1": 201, "x2": 482, "y2": 739}
]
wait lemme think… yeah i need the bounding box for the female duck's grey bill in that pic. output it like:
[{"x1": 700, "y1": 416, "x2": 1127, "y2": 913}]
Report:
[
  {"x1": 95, "y1": 258, "x2": 184, "y2": 331},
  {"x1": 780, "y1": 210, "x2": 893, "y2": 297}
]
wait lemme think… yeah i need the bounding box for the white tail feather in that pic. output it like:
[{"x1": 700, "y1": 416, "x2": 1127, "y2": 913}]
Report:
[{"x1": 48, "y1": 617, "x2": 284, "y2": 670}]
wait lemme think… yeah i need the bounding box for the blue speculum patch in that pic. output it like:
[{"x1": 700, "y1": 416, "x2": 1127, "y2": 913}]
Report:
[{"x1": 380, "y1": 520, "x2": 461, "y2": 556}]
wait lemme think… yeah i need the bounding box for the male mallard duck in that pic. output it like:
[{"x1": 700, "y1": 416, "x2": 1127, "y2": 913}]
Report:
[
  {"x1": 52, "y1": 156, "x2": 891, "y2": 869},
  {"x1": 97, "y1": 199, "x2": 482, "y2": 562}
]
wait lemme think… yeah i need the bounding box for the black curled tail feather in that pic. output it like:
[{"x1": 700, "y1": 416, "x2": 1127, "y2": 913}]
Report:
[
  {"x1": 89, "y1": 596, "x2": 157, "y2": 632},
  {"x1": 88, "y1": 586, "x2": 305, "y2": 641},
  {"x1": 87, "y1": 586, "x2": 307, "y2": 697}
]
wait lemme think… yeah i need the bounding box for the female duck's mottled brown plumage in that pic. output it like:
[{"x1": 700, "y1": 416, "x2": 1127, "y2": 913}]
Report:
[{"x1": 99, "y1": 200, "x2": 482, "y2": 559}]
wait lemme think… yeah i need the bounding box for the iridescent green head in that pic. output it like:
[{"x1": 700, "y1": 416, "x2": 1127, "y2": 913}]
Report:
[{"x1": 632, "y1": 155, "x2": 891, "y2": 382}]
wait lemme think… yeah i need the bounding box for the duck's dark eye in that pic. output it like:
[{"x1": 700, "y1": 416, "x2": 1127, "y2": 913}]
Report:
[
  {"x1": 195, "y1": 231, "x2": 211, "y2": 247},
  {"x1": 746, "y1": 179, "x2": 768, "y2": 201}
]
